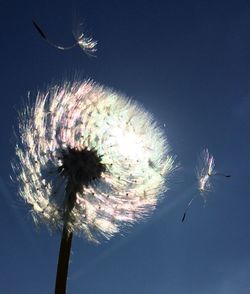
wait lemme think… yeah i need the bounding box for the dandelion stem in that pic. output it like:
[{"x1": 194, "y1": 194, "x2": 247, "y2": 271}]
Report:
[
  {"x1": 55, "y1": 185, "x2": 76, "y2": 294},
  {"x1": 55, "y1": 222, "x2": 73, "y2": 294}
]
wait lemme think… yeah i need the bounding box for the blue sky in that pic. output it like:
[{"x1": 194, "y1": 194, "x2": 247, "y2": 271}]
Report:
[{"x1": 1, "y1": 0, "x2": 250, "y2": 293}]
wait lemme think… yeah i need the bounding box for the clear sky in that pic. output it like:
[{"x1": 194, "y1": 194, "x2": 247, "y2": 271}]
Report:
[{"x1": 1, "y1": 0, "x2": 250, "y2": 293}]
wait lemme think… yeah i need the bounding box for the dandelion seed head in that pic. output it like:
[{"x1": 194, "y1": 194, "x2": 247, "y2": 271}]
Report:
[
  {"x1": 197, "y1": 148, "x2": 215, "y2": 194},
  {"x1": 14, "y1": 80, "x2": 174, "y2": 242}
]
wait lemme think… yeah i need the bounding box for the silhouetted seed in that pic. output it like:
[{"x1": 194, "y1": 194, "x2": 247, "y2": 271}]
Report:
[
  {"x1": 181, "y1": 212, "x2": 186, "y2": 223},
  {"x1": 32, "y1": 19, "x2": 97, "y2": 55},
  {"x1": 32, "y1": 20, "x2": 47, "y2": 39}
]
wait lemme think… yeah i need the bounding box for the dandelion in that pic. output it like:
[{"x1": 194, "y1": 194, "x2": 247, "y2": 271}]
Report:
[
  {"x1": 181, "y1": 149, "x2": 230, "y2": 222},
  {"x1": 13, "y1": 80, "x2": 175, "y2": 292}
]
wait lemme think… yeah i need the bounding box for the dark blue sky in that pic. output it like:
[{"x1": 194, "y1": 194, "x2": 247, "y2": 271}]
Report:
[{"x1": 1, "y1": 0, "x2": 250, "y2": 293}]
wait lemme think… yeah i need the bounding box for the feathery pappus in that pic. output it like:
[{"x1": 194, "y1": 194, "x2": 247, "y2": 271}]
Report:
[
  {"x1": 197, "y1": 148, "x2": 230, "y2": 195},
  {"x1": 197, "y1": 148, "x2": 215, "y2": 195},
  {"x1": 13, "y1": 80, "x2": 175, "y2": 242},
  {"x1": 181, "y1": 149, "x2": 230, "y2": 222},
  {"x1": 32, "y1": 20, "x2": 97, "y2": 56}
]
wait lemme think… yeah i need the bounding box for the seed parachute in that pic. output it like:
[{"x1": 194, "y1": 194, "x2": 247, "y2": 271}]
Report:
[
  {"x1": 32, "y1": 20, "x2": 97, "y2": 56},
  {"x1": 181, "y1": 148, "x2": 230, "y2": 222}
]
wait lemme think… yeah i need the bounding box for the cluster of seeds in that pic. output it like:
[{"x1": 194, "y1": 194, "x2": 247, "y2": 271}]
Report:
[{"x1": 14, "y1": 80, "x2": 174, "y2": 242}]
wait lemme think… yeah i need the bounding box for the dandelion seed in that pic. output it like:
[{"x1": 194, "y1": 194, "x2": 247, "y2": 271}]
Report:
[
  {"x1": 197, "y1": 148, "x2": 215, "y2": 194},
  {"x1": 73, "y1": 30, "x2": 97, "y2": 57},
  {"x1": 181, "y1": 148, "x2": 230, "y2": 222},
  {"x1": 32, "y1": 20, "x2": 97, "y2": 55}
]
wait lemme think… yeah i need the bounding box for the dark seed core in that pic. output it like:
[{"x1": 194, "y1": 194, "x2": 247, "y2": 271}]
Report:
[{"x1": 58, "y1": 147, "x2": 106, "y2": 192}]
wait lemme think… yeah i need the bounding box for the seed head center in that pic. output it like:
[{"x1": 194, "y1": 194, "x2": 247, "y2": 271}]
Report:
[{"x1": 58, "y1": 147, "x2": 106, "y2": 191}]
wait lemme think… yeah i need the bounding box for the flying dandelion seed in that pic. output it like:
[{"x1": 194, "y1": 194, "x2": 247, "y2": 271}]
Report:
[
  {"x1": 181, "y1": 149, "x2": 214, "y2": 222},
  {"x1": 32, "y1": 20, "x2": 97, "y2": 56},
  {"x1": 197, "y1": 149, "x2": 231, "y2": 192},
  {"x1": 197, "y1": 148, "x2": 215, "y2": 194},
  {"x1": 13, "y1": 79, "x2": 175, "y2": 292},
  {"x1": 181, "y1": 149, "x2": 230, "y2": 222},
  {"x1": 72, "y1": 21, "x2": 97, "y2": 57}
]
